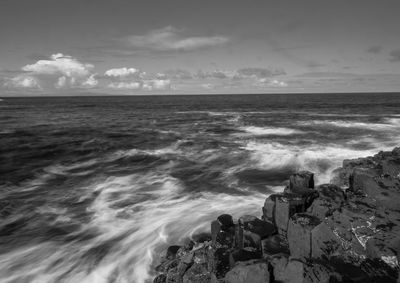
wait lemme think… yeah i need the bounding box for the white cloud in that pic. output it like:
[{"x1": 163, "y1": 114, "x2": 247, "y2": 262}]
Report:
[
  {"x1": 122, "y1": 26, "x2": 229, "y2": 52},
  {"x1": 104, "y1": 67, "x2": 143, "y2": 78},
  {"x1": 4, "y1": 53, "x2": 97, "y2": 90},
  {"x1": 3, "y1": 75, "x2": 40, "y2": 89},
  {"x1": 108, "y1": 82, "x2": 141, "y2": 89},
  {"x1": 142, "y1": 79, "x2": 171, "y2": 91},
  {"x1": 82, "y1": 74, "x2": 98, "y2": 87},
  {"x1": 267, "y1": 79, "x2": 288, "y2": 87},
  {"x1": 22, "y1": 53, "x2": 93, "y2": 78}
]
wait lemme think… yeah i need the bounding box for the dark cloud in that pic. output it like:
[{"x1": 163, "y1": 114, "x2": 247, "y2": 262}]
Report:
[
  {"x1": 366, "y1": 45, "x2": 382, "y2": 54},
  {"x1": 389, "y1": 49, "x2": 400, "y2": 62}
]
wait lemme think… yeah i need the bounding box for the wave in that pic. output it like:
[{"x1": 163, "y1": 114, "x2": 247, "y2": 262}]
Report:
[
  {"x1": 0, "y1": 172, "x2": 267, "y2": 283},
  {"x1": 242, "y1": 141, "x2": 380, "y2": 184},
  {"x1": 298, "y1": 120, "x2": 397, "y2": 130},
  {"x1": 237, "y1": 126, "x2": 304, "y2": 136}
]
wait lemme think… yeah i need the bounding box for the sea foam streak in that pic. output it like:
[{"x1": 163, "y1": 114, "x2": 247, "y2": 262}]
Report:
[
  {"x1": 237, "y1": 126, "x2": 304, "y2": 136},
  {"x1": 0, "y1": 172, "x2": 266, "y2": 283}
]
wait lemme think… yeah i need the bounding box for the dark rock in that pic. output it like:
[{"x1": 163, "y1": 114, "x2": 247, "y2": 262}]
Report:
[
  {"x1": 182, "y1": 262, "x2": 212, "y2": 283},
  {"x1": 224, "y1": 260, "x2": 270, "y2": 283},
  {"x1": 153, "y1": 274, "x2": 166, "y2": 283},
  {"x1": 239, "y1": 215, "x2": 276, "y2": 239},
  {"x1": 262, "y1": 194, "x2": 279, "y2": 222},
  {"x1": 287, "y1": 171, "x2": 314, "y2": 193},
  {"x1": 213, "y1": 248, "x2": 231, "y2": 278},
  {"x1": 217, "y1": 214, "x2": 234, "y2": 231},
  {"x1": 287, "y1": 213, "x2": 321, "y2": 260},
  {"x1": 274, "y1": 193, "x2": 307, "y2": 237},
  {"x1": 166, "y1": 246, "x2": 181, "y2": 260},
  {"x1": 211, "y1": 220, "x2": 221, "y2": 246},
  {"x1": 308, "y1": 184, "x2": 346, "y2": 219},
  {"x1": 272, "y1": 257, "x2": 341, "y2": 283},
  {"x1": 261, "y1": 234, "x2": 289, "y2": 256}
]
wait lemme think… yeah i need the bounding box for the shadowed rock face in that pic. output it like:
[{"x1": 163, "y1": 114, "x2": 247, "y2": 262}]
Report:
[{"x1": 153, "y1": 148, "x2": 400, "y2": 283}]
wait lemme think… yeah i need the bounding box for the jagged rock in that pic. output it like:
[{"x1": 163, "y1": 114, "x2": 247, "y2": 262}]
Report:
[
  {"x1": 274, "y1": 193, "x2": 308, "y2": 237},
  {"x1": 224, "y1": 260, "x2": 270, "y2": 283},
  {"x1": 311, "y1": 221, "x2": 342, "y2": 259},
  {"x1": 272, "y1": 257, "x2": 341, "y2": 283},
  {"x1": 166, "y1": 246, "x2": 181, "y2": 260},
  {"x1": 287, "y1": 213, "x2": 321, "y2": 260},
  {"x1": 288, "y1": 171, "x2": 314, "y2": 192},
  {"x1": 261, "y1": 234, "x2": 289, "y2": 256},
  {"x1": 308, "y1": 184, "x2": 346, "y2": 219},
  {"x1": 217, "y1": 214, "x2": 234, "y2": 231},
  {"x1": 153, "y1": 274, "x2": 167, "y2": 283},
  {"x1": 182, "y1": 262, "x2": 212, "y2": 283},
  {"x1": 239, "y1": 215, "x2": 276, "y2": 239},
  {"x1": 213, "y1": 248, "x2": 231, "y2": 278}
]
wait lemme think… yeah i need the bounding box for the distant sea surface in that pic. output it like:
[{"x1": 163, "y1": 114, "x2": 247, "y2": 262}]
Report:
[{"x1": 1, "y1": 93, "x2": 400, "y2": 283}]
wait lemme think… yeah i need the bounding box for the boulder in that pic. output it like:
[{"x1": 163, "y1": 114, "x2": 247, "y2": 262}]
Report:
[
  {"x1": 288, "y1": 171, "x2": 315, "y2": 192},
  {"x1": 272, "y1": 257, "x2": 341, "y2": 283},
  {"x1": 153, "y1": 274, "x2": 166, "y2": 283},
  {"x1": 274, "y1": 193, "x2": 307, "y2": 237},
  {"x1": 217, "y1": 214, "x2": 234, "y2": 231},
  {"x1": 239, "y1": 215, "x2": 276, "y2": 240},
  {"x1": 308, "y1": 184, "x2": 346, "y2": 219},
  {"x1": 224, "y1": 260, "x2": 270, "y2": 283},
  {"x1": 261, "y1": 234, "x2": 289, "y2": 256},
  {"x1": 287, "y1": 213, "x2": 321, "y2": 260},
  {"x1": 182, "y1": 263, "x2": 212, "y2": 283}
]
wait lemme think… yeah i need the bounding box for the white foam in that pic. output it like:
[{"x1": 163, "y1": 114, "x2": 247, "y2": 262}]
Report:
[
  {"x1": 0, "y1": 171, "x2": 267, "y2": 283},
  {"x1": 299, "y1": 120, "x2": 397, "y2": 131},
  {"x1": 243, "y1": 141, "x2": 379, "y2": 184},
  {"x1": 238, "y1": 126, "x2": 304, "y2": 136}
]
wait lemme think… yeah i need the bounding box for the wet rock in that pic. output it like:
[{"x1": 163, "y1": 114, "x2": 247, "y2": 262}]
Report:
[
  {"x1": 224, "y1": 260, "x2": 270, "y2": 283},
  {"x1": 272, "y1": 257, "x2": 341, "y2": 283},
  {"x1": 153, "y1": 274, "x2": 166, "y2": 283},
  {"x1": 261, "y1": 234, "x2": 289, "y2": 256},
  {"x1": 287, "y1": 213, "x2": 321, "y2": 260},
  {"x1": 274, "y1": 193, "x2": 307, "y2": 237},
  {"x1": 166, "y1": 246, "x2": 181, "y2": 260},
  {"x1": 182, "y1": 262, "x2": 212, "y2": 283},
  {"x1": 308, "y1": 184, "x2": 346, "y2": 219},
  {"x1": 262, "y1": 194, "x2": 279, "y2": 222},
  {"x1": 239, "y1": 215, "x2": 276, "y2": 239},
  {"x1": 217, "y1": 214, "x2": 234, "y2": 231},
  {"x1": 287, "y1": 171, "x2": 314, "y2": 192}
]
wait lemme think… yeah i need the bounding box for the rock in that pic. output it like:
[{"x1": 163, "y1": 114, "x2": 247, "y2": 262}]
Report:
[
  {"x1": 239, "y1": 215, "x2": 276, "y2": 239},
  {"x1": 224, "y1": 260, "x2": 270, "y2": 283},
  {"x1": 213, "y1": 247, "x2": 231, "y2": 278},
  {"x1": 311, "y1": 221, "x2": 342, "y2": 259},
  {"x1": 308, "y1": 184, "x2": 346, "y2": 219},
  {"x1": 262, "y1": 194, "x2": 279, "y2": 222},
  {"x1": 274, "y1": 193, "x2": 308, "y2": 237},
  {"x1": 287, "y1": 213, "x2": 321, "y2": 260},
  {"x1": 211, "y1": 220, "x2": 221, "y2": 246},
  {"x1": 182, "y1": 263, "x2": 212, "y2": 283},
  {"x1": 166, "y1": 246, "x2": 181, "y2": 260},
  {"x1": 153, "y1": 274, "x2": 166, "y2": 283},
  {"x1": 288, "y1": 171, "x2": 315, "y2": 193},
  {"x1": 273, "y1": 258, "x2": 341, "y2": 283},
  {"x1": 261, "y1": 234, "x2": 289, "y2": 257},
  {"x1": 217, "y1": 214, "x2": 234, "y2": 231}
]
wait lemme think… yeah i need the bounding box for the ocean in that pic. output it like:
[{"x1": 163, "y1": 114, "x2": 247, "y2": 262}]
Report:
[{"x1": 1, "y1": 93, "x2": 400, "y2": 283}]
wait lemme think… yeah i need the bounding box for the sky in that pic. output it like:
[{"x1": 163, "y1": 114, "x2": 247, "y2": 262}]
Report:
[{"x1": 1, "y1": 0, "x2": 400, "y2": 95}]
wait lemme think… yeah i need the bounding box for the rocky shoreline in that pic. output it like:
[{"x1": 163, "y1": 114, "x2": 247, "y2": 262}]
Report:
[{"x1": 153, "y1": 148, "x2": 400, "y2": 283}]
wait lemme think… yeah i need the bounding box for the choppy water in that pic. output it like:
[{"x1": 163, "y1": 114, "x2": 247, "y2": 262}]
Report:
[{"x1": 1, "y1": 93, "x2": 400, "y2": 283}]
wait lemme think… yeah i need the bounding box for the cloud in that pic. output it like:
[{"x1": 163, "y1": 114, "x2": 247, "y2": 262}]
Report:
[
  {"x1": 236, "y1": 67, "x2": 286, "y2": 78},
  {"x1": 4, "y1": 53, "x2": 98, "y2": 90},
  {"x1": 366, "y1": 46, "x2": 382, "y2": 54},
  {"x1": 22, "y1": 53, "x2": 93, "y2": 78},
  {"x1": 3, "y1": 75, "x2": 41, "y2": 89},
  {"x1": 389, "y1": 49, "x2": 400, "y2": 62},
  {"x1": 108, "y1": 82, "x2": 141, "y2": 90},
  {"x1": 163, "y1": 69, "x2": 193, "y2": 80},
  {"x1": 143, "y1": 79, "x2": 171, "y2": 91},
  {"x1": 104, "y1": 67, "x2": 144, "y2": 78},
  {"x1": 121, "y1": 26, "x2": 229, "y2": 52}
]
